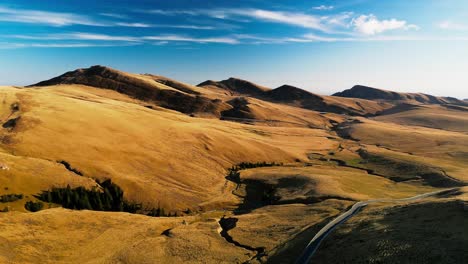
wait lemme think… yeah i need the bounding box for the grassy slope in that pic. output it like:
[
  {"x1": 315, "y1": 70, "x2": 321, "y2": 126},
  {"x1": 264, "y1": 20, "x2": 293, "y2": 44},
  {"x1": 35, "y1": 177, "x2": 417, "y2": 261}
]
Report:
[
  {"x1": 0, "y1": 208, "x2": 251, "y2": 264},
  {"x1": 341, "y1": 118, "x2": 468, "y2": 182},
  {"x1": 310, "y1": 189, "x2": 468, "y2": 264},
  {"x1": 374, "y1": 104, "x2": 468, "y2": 133},
  {"x1": 0, "y1": 80, "x2": 466, "y2": 264},
  {"x1": 0, "y1": 85, "x2": 340, "y2": 210}
]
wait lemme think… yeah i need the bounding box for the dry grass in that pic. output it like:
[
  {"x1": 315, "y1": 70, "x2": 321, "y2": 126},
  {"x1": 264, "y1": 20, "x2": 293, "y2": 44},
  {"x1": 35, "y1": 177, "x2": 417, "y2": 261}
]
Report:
[
  {"x1": 309, "y1": 191, "x2": 468, "y2": 264},
  {"x1": 0, "y1": 77, "x2": 466, "y2": 264},
  {"x1": 0, "y1": 208, "x2": 251, "y2": 264},
  {"x1": 0, "y1": 85, "x2": 340, "y2": 210}
]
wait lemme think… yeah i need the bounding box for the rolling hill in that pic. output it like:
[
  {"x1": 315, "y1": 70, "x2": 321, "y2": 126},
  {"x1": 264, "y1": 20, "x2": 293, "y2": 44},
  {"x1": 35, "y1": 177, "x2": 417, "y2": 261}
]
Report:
[
  {"x1": 333, "y1": 85, "x2": 467, "y2": 105},
  {"x1": 0, "y1": 65, "x2": 466, "y2": 263}
]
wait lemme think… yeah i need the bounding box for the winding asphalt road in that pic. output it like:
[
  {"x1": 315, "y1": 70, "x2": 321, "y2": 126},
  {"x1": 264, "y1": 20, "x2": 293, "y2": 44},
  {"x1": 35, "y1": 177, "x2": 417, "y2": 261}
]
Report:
[{"x1": 295, "y1": 188, "x2": 457, "y2": 264}]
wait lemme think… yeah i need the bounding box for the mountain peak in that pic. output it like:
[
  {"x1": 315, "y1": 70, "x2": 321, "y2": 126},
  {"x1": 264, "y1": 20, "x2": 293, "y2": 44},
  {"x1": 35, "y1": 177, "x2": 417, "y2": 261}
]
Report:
[
  {"x1": 269, "y1": 84, "x2": 322, "y2": 101},
  {"x1": 29, "y1": 65, "x2": 227, "y2": 116},
  {"x1": 197, "y1": 77, "x2": 269, "y2": 96}
]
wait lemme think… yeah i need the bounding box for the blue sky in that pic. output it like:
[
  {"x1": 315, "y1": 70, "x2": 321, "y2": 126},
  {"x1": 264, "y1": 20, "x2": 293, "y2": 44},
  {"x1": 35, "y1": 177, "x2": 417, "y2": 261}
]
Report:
[{"x1": 1, "y1": 0, "x2": 468, "y2": 98}]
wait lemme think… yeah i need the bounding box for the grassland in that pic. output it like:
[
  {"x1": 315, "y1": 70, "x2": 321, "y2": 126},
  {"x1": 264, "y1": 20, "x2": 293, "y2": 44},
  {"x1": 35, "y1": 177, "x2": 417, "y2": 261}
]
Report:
[{"x1": 0, "y1": 70, "x2": 466, "y2": 264}]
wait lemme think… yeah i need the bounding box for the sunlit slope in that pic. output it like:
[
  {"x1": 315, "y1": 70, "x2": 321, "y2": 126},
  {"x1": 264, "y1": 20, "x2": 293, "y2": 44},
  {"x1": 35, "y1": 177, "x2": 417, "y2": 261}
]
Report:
[
  {"x1": 374, "y1": 104, "x2": 468, "y2": 133},
  {"x1": 220, "y1": 96, "x2": 345, "y2": 128},
  {"x1": 0, "y1": 85, "x2": 340, "y2": 210},
  {"x1": 0, "y1": 161, "x2": 439, "y2": 264},
  {"x1": 309, "y1": 188, "x2": 468, "y2": 264},
  {"x1": 32, "y1": 66, "x2": 232, "y2": 117},
  {"x1": 337, "y1": 118, "x2": 468, "y2": 182},
  {"x1": 0, "y1": 208, "x2": 252, "y2": 264},
  {"x1": 239, "y1": 165, "x2": 435, "y2": 202}
]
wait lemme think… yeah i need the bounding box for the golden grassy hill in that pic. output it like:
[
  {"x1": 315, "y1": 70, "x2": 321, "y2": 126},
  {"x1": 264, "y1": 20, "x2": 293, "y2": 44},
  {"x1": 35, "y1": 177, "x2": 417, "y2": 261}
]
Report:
[
  {"x1": 336, "y1": 118, "x2": 468, "y2": 183},
  {"x1": 308, "y1": 188, "x2": 468, "y2": 264},
  {"x1": 0, "y1": 84, "x2": 344, "y2": 211},
  {"x1": 0, "y1": 66, "x2": 466, "y2": 264},
  {"x1": 374, "y1": 104, "x2": 468, "y2": 133}
]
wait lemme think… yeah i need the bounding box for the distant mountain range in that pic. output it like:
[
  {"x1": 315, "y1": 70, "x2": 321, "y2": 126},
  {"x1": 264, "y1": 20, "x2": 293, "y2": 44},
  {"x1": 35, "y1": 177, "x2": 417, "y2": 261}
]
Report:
[{"x1": 31, "y1": 66, "x2": 467, "y2": 121}]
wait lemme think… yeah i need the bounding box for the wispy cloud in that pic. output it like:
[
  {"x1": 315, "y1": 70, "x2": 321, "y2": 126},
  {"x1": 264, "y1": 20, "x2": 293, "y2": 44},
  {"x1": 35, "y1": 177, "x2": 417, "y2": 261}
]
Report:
[
  {"x1": 116, "y1": 22, "x2": 152, "y2": 28},
  {"x1": 0, "y1": 42, "x2": 139, "y2": 49},
  {"x1": 0, "y1": 6, "x2": 214, "y2": 30},
  {"x1": 8, "y1": 33, "x2": 141, "y2": 42},
  {"x1": 143, "y1": 35, "x2": 239, "y2": 44},
  {"x1": 145, "y1": 8, "x2": 420, "y2": 36},
  {"x1": 352, "y1": 14, "x2": 419, "y2": 35},
  {"x1": 0, "y1": 6, "x2": 105, "y2": 26},
  {"x1": 146, "y1": 8, "x2": 329, "y2": 31},
  {"x1": 99, "y1": 13, "x2": 128, "y2": 19},
  {"x1": 239, "y1": 9, "x2": 325, "y2": 30},
  {"x1": 114, "y1": 22, "x2": 216, "y2": 29},
  {"x1": 437, "y1": 21, "x2": 468, "y2": 31},
  {"x1": 162, "y1": 25, "x2": 215, "y2": 30},
  {"x1": 313, "y1": 5, "x2": 334, "y2": 11}
]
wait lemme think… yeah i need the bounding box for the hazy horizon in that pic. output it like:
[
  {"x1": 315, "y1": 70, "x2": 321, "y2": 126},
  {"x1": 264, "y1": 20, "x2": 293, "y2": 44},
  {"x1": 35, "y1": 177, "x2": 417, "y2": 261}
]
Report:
[{"x1": 1, "y1": 0, "x2": 468, "y2": 98}]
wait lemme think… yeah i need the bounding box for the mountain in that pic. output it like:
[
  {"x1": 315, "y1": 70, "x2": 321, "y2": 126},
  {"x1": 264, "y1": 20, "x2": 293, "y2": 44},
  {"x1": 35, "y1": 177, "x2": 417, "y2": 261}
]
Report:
[
  {"x1": 199, "y1": 79, "x2": 391, "y2": 116},
  {"x1": 31, "y1": 65, "x2": 229, "y2": 116},
  {"x1": 333, "y1": 85, "x2": 467, "y2": 105},
  {"x1": 198, "y1": 77, "x2": 269, "y2": 97}
]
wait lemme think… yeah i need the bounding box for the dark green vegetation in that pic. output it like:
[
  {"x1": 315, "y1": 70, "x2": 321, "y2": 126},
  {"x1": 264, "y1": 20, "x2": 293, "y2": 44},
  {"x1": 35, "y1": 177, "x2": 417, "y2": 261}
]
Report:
[
  {"x1": 0, "y1": 193, "x2": 23, "y2": 203},
  {"x1": 227, "y1": 161, "x2": 283, "y2": 183},
  {"x1": 57, "y1": 160, "x2": 83, "y2": 176},
  {"x1": 36, "y1": 179, "x2": 175, "y2": 216},
  {"x1": 24, "y1": 201, "x2": 44, "y2": 212},
  {"x1": 37, "y1": 179, "x2": 141, "y2": 213}
]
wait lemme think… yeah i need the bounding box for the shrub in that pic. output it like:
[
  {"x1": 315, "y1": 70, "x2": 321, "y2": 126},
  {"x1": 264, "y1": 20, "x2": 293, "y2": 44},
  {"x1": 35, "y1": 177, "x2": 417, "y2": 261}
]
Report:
[
  {"x1": 0, "y1": 193, "x2": 23, "y2": 203},
  {"x1": 25, "y1": 201, "x2": 44, "y2": 212}
]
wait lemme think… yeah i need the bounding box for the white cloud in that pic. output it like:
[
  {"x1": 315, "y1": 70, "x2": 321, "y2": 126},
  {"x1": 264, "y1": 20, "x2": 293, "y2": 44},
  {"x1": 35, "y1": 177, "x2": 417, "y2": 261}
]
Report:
[
  {"x1": 69, "y1": 33, "x2": 141, "y2": 42},
  {"x1": 0, "y1": 42, "x2": 139, "y2": 49},
  {"x1": 143, "y1": 35, "x2": 239, "y2": 44},
  {"x1": 145, "y1": 8, "x2": 417, "y2": 35},
  {"x1": 438, "y1": 21, "x2": 468, "y2": 31},
  {"x1": 240, "y1": 9, "x2": 324, "y2": 30},
  {"x1": 99, "y1": 13, "x2": 128, "y2": 19},
  {"x1": 352, "y1": 14, "x2": 419, "y2": 35},
  {"x1": 0, "y1": 6, "x2": 105, "y2": 26},
  {"x1": 146, "y1": 8, "x2": 328, "y2": 31},
  {"x1": 323, "y1": 12, "x2": 354, "y2": 27},
  {"x1": 313, "y1": 5, "x2": 334, "y2": 11},
  {"x1": 8, "y1": 33, "x2": 141, "y2": 42},
  {"x1": 114, "y1": 22, "x2": 216, "y2": 29},
  {"x1": 154, "y1": 25, "x2": 215, "y2": 30},
  {"x1": 116, "y1": 22, "x2": 152, "y2": 28}
]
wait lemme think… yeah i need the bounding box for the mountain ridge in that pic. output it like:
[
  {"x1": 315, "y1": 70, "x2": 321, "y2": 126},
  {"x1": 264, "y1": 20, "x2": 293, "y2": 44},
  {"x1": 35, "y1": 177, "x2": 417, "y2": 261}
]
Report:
[
  {"x1": 30, "y1": 65, "x2": 229, "y2": 116},
  {"x1": 333, "y1": 85, "x2": 466, "y2": 105}
]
